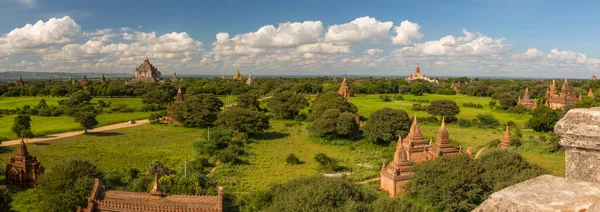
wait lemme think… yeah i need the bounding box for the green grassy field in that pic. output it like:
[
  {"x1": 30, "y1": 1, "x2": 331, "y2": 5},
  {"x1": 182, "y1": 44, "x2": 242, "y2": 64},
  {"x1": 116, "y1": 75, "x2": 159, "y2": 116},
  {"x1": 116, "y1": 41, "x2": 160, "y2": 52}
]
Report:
[
  {"x1": 0, "y1": 124, "x2": 199, "y2": 172},
  {"x1": 0, "y1": 93, "x2": 565, "y2": 195},
  {"x1": 0, "y1": 97, "x2": 151, "y2": 140}
]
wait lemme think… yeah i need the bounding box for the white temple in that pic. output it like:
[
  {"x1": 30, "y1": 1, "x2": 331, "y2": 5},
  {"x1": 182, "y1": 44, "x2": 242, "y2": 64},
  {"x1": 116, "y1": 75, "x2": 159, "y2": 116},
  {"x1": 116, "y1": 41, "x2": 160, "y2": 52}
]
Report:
[{"x1": 406, "y1": 64, "x2": 438, "y2": 83}]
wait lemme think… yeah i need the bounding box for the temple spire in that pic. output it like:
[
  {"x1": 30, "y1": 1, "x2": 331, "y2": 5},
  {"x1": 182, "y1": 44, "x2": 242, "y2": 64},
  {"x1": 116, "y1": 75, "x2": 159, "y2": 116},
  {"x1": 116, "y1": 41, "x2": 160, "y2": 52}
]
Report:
[
  {"x1": 17, "y1": 138, "x2": 28, "y2": 157},
  {"x1": 175, "y1": 86, "x2": 184, "y2": 103},
  {"x1": 145, "y1": 54, "x2": 149, "y2": 61},
  {"x1": 415, "y1": 63, "x2": 421, "y2": 74},
  {"x1": 150, "y1": 173, "x2": 163, "y2": 198},
  {"x1": 501, "y1": 126, "x2": 511, "y2": 148},
  {"x1": 589, "y1": 88, "x2": 595, "y2": 99}
]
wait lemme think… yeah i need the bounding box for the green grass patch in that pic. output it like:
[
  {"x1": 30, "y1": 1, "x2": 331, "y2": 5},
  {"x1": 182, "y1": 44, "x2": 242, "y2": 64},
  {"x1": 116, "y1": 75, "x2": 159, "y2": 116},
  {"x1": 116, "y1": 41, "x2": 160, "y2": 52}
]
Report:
[{"x1": 0, "y1": 124, "x2": 200, "y2": 172}]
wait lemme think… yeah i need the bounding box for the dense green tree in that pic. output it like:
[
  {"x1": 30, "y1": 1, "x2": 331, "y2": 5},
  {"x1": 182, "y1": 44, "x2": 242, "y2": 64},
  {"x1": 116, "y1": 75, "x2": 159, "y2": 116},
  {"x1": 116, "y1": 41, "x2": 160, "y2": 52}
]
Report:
[
  {"x1": 141, "y1": 90, "x2": 172, "y2": 109},
  {"x1": 511, "y1": 105, "x2": 528, "y2": 114},
  {"x1": 64, "y1": 90, "x2": 92, "y2": 107},
  {"x1": 407, "y1": 154, "x2": 486, "y2": 212},
  {"x1": 426, "y1": 100, "x2": 460, "y2": 121},
  {"x1": 498, "y1": 93, "x2": 516, "y2": 110},
  {"x1": 529, "y1": 105, "x2": 563, "y2": 132},
  {"x1": 216, "y1": 107, "x2": 270, "y2": 134},
  {"x1": 73, "y1": 111, "x2": 98, "y2": 133},
  {"x1": 308, "y1": 109, "x2": 358, "y2": 138},
  {"x1": 172, "y1": 94, "x2": 224, "y2": 127},
  {"x1": 478, "y1": 149, "x2": 548, "y2": 192},
  {"x1": 575, "y1": 97, "x2": 600, "y2": 108},
  {"x1": 158, "y1": 174, "x2": 211, "y2": 195},
  {"x1": 37, "y1": 158, "x2": 104, "y2": 212},
  {"x1": 264, "y1": 176, "x2": 372, "y2": 212},
  {"x1": 488, "y1": 100, "x2": 497, "y2": 109},
  {"x1": 147, "y1": 160, "x2": 174, "y2": 176},
  {"x1": 36, "y1": 99, "x2": 49, "y2": 109},
  {"x1": 11, "y1": 115, "x2": 32, "y2": 138},
  {"x1": 236, "y1": 91, "x2": 262, "y2": 111},
  {"x1": 0, "y1": 186, "x2": 11, "y2": 212},
  {"x1": 363, "y1": 107, "x2": 411, "y2": 145},
  {"x1": 267, "y1": 91, "x2": 309, "y2": 119},
  {"x1": 309, "y1": 92, "x2": 358, "y2": 120}
]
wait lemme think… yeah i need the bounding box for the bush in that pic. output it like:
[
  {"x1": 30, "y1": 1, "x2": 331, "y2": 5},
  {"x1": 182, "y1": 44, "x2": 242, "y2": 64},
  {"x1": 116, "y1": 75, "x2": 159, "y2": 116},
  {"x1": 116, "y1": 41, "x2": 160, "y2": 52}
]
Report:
[
  {"x1": 11, "y1": 114, "x2": 32, "y2": 138},
  {"x1": 371, "y1": 196, "x2": 429, "y2": 212},
  {"x1": 393, "y1": 95, "x2": 405, "y2": 100},
  {"x1": 488, "y1": 100, "x2": 497, "y2": 109},
  {"x1": 314, "y1": 153, "x2": 340, "y2": 172},
  {"x1": 458, "y1": 118, "x2": 473, "y2": 128},
  {"x1": 0, "y1": 186, "x2": 11, "y2": 212},
  {"x1": 286, "y1": 154, "x2": 301, "y2": 165},
  {"x1": 216, "y1": 107, "x2": 270, "y2": 134},
  {"x1": 462, "y1": 102, "x2": 484, "y2": 109},
  {"x1": 267, "y1": 91, "x2": 309, "y2": 119},
  {"x1": 511, "y1": 105, "x2": 528, "y2": 114},
  {"x1": 412, "y1": 103, "x2": 426, "y2": 111},
  {"x1": 529, "y1": 105, "x2": 563, "y2": 132},
  {"x1": 379, "y1": 95, "x2": 391, "y2": 102},
  {"x1": 20, "y1": 129, "x2": 35, "y2": 138},
  {"x1": 308, "y1": 109, "x2": 358, "y2": 139},
  {"x1": 149, "y1": 113, "x2": 163, "y2": 124},
  {"x1": 436, "y1": 88, "x2": 457, "y2": 95},
  {"x1": 475, "y1": 114, "x2": 500, "y2": 129},
  {"x1": 426, "y1": 100, "x2": 460, "y2": 121}
]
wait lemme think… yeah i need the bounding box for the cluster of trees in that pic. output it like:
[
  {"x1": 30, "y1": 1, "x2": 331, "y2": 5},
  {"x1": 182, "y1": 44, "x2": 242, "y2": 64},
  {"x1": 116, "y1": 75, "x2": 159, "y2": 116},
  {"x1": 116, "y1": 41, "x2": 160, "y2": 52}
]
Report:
[{"x1": 407, "y1": 149, "x2": 548, "y2": 211}]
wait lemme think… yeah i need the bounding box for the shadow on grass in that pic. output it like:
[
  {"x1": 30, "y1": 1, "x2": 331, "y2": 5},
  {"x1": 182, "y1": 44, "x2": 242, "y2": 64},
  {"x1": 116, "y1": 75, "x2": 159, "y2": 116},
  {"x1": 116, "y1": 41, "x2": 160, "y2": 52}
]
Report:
[
  {"x1": 253, "y1": 132, "x2": 289, "y2": 140},
  {"x1": 88, "y1": 132, "x2": 123, "y2": 137},
  {"x1": 33, "y1": 142, "x2": 50, "y2": 146},
  {"x1": 0, "y1": 146, "x2": 13, "y2": 154}
]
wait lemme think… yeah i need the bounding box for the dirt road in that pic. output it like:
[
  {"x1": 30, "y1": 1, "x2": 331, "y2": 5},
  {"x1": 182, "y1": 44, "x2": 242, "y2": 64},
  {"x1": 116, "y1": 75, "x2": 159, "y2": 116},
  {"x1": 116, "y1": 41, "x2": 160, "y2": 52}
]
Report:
[{"x1": 1, "y1": 119, "x2": 149, "y2": 146}]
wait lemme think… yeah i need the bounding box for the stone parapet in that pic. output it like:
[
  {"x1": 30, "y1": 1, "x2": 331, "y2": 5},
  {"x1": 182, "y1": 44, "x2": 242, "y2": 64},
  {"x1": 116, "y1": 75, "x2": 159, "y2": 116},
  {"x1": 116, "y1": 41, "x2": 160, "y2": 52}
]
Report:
[
  {"x1": 555, "y1": 107, "x2": 600, "y2": 183},
  {"x1": 473, "y1": 175, "x2": 600, "y2": 212}
]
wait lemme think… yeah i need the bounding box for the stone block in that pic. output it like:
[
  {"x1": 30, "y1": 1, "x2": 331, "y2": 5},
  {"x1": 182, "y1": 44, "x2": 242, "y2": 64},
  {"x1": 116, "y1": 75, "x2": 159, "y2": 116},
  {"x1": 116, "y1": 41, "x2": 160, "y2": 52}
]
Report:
[
  {"x1": 555, "y1": 107, "x2": 600, "y2": 183},
  {"x1": 473, "y1": 175, "x2": 600, "y2": 212}
]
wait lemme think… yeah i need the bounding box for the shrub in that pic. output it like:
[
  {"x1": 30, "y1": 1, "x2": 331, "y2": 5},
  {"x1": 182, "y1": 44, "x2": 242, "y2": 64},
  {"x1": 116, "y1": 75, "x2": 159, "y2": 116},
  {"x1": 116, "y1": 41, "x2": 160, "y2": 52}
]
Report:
[
  {"x1": 436, "y1": 88, "x2": 457, "y2": 95},
  {"x1": 308, "y1": 109, "x2": 358, "y2": 138},
  {"x1": 475, "y1": 114, "x2": 500, "y2": 129},
  {"x1": 379, "y1": 95, "x2": 391, "y2": 102},
  {"x1": 12, "y1": 114, "x2": 32, "y2": 138},
  {"x1": 511, "y1": 105, "x2": 528, "y2": 114},
  {"x1": 529, "y1": 105, "x2": 563, "y2": 132},
  {"x1": 149, "y1": 113, "x2": 162, "y2": 124},
  {"x1": 286, "y1": 154, "x2": 301, "y2": 165},
  {"x1": 267, "y1": 91, "x2": 309, "y2": 119},
  {"x1": 458, "y1": 118, "x2": 472, "y2": 128},
  {"x1": 314, "y1": 153, "x2": 340, "y2": 172},
  {"x1": 216, "y1": 107, "x2": 270, "y2": 134},
  {"x1": 488, "y1": 100, "x2": 497, "y2": 109},
  {"x1": 426, "y1": 100, "x2": 460, "y2": 121},
  {"x1": 462, "y1": 102, "x2": 484, "y2": 109},
  {"x1": 412, "y1": 103, "x2": 426, "y2": 111},
  {"x1": 393, "y1": 95, "x2": 405, "y2": 100}
]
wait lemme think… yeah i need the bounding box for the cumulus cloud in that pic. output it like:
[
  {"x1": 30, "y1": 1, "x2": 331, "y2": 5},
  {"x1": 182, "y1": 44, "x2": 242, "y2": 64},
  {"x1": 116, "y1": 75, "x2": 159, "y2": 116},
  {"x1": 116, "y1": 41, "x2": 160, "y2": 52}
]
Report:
[
  {"x1": 547, "y1": 49, "x2": 588, "y2": 64},
  {"x1": 324, "y1": 16, "x2": 393, "y2": 45},
  {"x1": 296, "y1": 43, "x2": 352, "y2": 54},
  {"x1": 514, "y1": 48, "x2": 545, "y2": 60},
  {"x1": 393, "y1": 29, "x2": 509, "y2": 57},
  {"x1": 365, "y1": 48, "x2": 383, "y2": 55},
  {"x1": 0, "y1": 16, "x2": 81, "y2": 55},
  {"x1": 391, "y1": 20, "x2": 423, "y2": 45}
]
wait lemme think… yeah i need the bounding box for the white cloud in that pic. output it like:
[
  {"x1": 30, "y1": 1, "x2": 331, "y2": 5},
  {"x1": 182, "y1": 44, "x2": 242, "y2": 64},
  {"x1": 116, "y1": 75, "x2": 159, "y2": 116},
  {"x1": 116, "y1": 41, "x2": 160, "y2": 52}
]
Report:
[
  {"x1": 365, "y1": 48, "x2": 383, "y2": 55},
  {"x1": 391, "y1": 20, "x2": 423, "y2": 45},
  {"x1": 514, "y1": 48, "x2": 545, "y2": 60},
  {"x1": 0, "y1": 16, "x2": 81, "y2": 55},
  {"x1": 324, "y1": 16, "x2": 393, "y2": 45},
  {"x1": 393, "y1": 29, "x2": 509, "y2": 56},
  {"x1": 296, "y1": 43, "x2": 352, "y2": 54},
  {"x1": 547, "y1": 49, "x2": 588, "y2": 64}
]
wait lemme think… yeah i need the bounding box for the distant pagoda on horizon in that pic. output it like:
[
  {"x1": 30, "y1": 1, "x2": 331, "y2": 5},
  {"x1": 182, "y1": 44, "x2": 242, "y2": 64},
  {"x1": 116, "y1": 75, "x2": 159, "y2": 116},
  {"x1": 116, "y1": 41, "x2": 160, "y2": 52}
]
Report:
[
  {"x1": 233, "y1": 70, "x2": 243, "y2": 81},
  {"x1": 406, "y1": 64, "x2": 438, "y2": 83},
  {"x1": 517, "y1": 87, "x2": 538, "y2": 110},
  {"x1": 128, "y1": 55, "x2": 163, "y2": 83}
]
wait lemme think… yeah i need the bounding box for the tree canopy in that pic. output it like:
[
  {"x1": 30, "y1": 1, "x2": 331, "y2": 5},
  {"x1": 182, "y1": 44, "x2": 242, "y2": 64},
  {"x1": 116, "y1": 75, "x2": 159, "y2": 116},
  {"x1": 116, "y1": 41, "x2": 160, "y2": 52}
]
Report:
[
  {"x1": 426, "y1": 100, "x2": 460, "y2": 121},
  {"x1": 216, "y1": 107, "x2": 270, "y2": 134},
  {"x1": 309, "y1": 92, "x2": 358, "y2": 121},
  {"x1": 172, "y1": 94, "x2": 224, "y2": 127},
  {"x1": 529, "y1": 105, "x2": 563, "y2": 132},
  {"x1": 37, "y1": 158, "x2": 104, "y2": 212},
  {"x1": 363, "y1": 107, "x2": 411, "y2": 145},
  {"x1": 267, "y1": 91, "x2": 309, "y2": 119}
]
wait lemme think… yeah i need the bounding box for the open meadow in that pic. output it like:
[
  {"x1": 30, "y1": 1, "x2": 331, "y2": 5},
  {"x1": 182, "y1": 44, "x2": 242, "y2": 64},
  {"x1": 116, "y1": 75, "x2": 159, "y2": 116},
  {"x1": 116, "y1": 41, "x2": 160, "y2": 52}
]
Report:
[{"x1": 1, "y1": 93, "x2": 564, "y2": 197}]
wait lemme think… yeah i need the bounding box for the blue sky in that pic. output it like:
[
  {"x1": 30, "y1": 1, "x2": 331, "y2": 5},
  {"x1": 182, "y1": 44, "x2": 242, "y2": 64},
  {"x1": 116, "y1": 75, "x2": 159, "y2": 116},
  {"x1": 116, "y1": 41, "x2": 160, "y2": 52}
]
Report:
[{"x1": 1, "y1": 0, "x2": 600, "y2": 77}]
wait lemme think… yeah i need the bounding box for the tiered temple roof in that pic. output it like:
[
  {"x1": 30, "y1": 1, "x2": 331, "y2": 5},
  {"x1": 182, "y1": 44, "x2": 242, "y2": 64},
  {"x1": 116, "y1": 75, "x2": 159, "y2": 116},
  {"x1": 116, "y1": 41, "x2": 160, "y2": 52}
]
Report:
[
  {"x1": 591, "y1": 75, "x2": 597, "y2": 80},
  {"x1": 337, "y1": 74, "x2": 354, "y2": 98},
  {"x1": 78, "y1": 177, "x2": 223, "y2": 212},
  {"x1": 588, "y1": 88, "x2": 595, "y2": 99},
  {"x1": 426, "y1": 117, "x2": 460, "y2": 159},
  {"x1": 401, "y1": 115, "x2": 429, "y2": 162},
  {"x1": 246, "y1": 73, "x2": 254, "y2": 86},
  {"x1": 129, "y1": 55, "x2": 163, "y2": 83},
  {"x1": 233, "y1": 70, "x2": 243, "y2": 81},
  {"x1": 16, "y1": 75, "x2": 27, "y2": 87},
  {"x1": 5, "y1": 138, "x2": 45, "y2": 188},
  {"x1": 500, "y1": 126, "x2": 511, "y2": 148},
  {"x1": 547, "y1": 79, "x2": 580, "y2": 110},
  {"x1": 100, "y1": 74, "x2": 108, "y2": 84},
  {"x1": 451, "y1": 81, "x2": 461, "y2": 92},
  {"x1": 380, "y1": 140, "x2": 413, "y2": 197},
  {"x1": 166, "y1": 87, "x2": 185, "y2": 124},
  {"x1": 406, "y1": 64, "x2": 438, "y2": 83},
  {"x1": 517, "y1": 87, "x2": 538, "y2": 110},
  {"x1": 170, "y1": 72, "x2": 178, "y2": 82},
  {"x1": 80, "y1": 75, "x2": 88, "y2": 86}
]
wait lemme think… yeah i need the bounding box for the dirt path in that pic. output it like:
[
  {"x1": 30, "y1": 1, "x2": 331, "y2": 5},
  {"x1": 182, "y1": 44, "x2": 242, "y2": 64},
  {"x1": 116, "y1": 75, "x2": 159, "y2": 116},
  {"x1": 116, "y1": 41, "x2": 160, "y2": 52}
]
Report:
[
  {"x1": 1, "y1": 119, "x2": 149, "y2": 146},
  {"x1": 356, "y1": 177, "x2": 380, "y2": 184}
]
